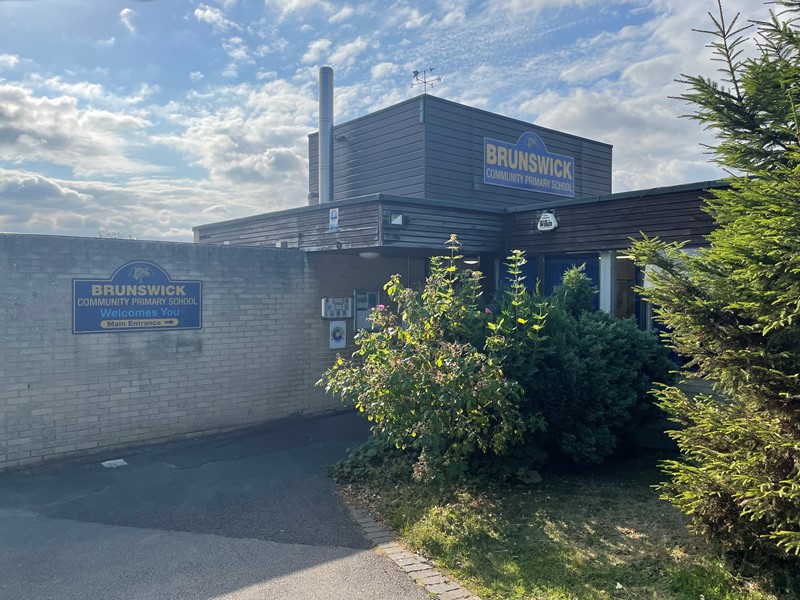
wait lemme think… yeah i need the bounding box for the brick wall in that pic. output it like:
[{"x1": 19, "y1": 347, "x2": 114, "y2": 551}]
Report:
[
  {"x1": 305, "y1": 252, "x2": 427, "y2": 384},
  {"x1": 0, "y1": 235, "x2": 309, "y2": 470},
  {"x1": 0, "y1": 234, "x2": 429, "y2": 471}
]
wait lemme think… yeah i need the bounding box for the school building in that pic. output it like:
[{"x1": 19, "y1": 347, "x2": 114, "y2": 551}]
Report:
[{"x1": 0, "y1": 67, "x2": 719, "y2": 470}]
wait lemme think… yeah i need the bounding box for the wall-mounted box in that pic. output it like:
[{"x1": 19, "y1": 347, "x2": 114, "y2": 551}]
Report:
[
  {"x1": 354, "y1": 290, "x2": 379, "y2": 330},
  {"x1": 321, "y1": 296, "x2": 353, "y2": 319}
]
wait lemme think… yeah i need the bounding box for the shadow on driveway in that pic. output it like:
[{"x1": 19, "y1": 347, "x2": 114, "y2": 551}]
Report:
[{"x1": 0, "y1": 411, "x2": 429, "y2": 600}]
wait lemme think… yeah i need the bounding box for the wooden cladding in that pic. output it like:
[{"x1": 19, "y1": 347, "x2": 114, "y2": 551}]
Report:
[
  {"x1": 506, "y1": 188, "x2": 717, "y2": 254},
  {"x1": 196, "y1": 201, "x2": 380, "y2": 252},
  {"x1": 195, "y1": 183, "x2": 723, "y2": 256},
  {"x1": 308, "y1": 95, "x2": 612, "y2": 208},
  {"x1": 381, "y1": 201, "x2": 504, "y2": 253}
]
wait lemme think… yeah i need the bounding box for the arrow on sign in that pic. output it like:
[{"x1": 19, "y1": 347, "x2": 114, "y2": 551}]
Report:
[{"x1": 100, "y1": 319, "x2": 180, "y2": 329}]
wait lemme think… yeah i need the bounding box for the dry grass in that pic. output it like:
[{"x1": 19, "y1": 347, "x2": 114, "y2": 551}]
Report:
[{"x1": 338, "y1": 452, "x2": 784, "y2": 600}]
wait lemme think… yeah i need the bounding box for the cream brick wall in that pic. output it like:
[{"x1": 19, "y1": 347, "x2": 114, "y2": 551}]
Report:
[
  {"x1": 0, "y1": 235, "x2": 432, "y2": 471},
  {"x1": 0, "y1": 234, "x2": 339, "y2": 471}
]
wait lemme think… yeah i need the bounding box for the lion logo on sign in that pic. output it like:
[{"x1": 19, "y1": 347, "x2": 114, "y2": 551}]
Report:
[{"x1": 130, "y1": 265, "x2": 152, "y2": 282}]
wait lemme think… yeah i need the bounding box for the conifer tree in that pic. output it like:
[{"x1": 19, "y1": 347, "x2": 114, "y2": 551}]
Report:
[{"x1": 630, "y1": 0, "x2": 800, "y2": 562}]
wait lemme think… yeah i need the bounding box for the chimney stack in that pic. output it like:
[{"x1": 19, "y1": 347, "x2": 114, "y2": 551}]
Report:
[{"x1": 318, "y1": 66, "x2": 334, "y2": 203}]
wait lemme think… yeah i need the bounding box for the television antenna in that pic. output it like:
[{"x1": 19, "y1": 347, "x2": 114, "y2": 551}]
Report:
[{"x1": 410, "y1": 67, "x2": 442, "y2": 93}]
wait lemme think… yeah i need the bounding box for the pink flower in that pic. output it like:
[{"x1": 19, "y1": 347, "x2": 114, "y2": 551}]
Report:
[
  {"x1": 377, "y1": 304, "x2": 386, "y2": 310},
  {"x1": 485, "y1": 308, "x2": 492, "y2": 314}
]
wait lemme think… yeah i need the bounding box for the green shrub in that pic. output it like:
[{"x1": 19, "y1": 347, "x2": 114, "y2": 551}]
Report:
[
  {"x1": 538, "y1": 310, "x2": 672, "y2": 463},
  {"x1": 495, "y1": 264, "x2": 673, "y2": 466},
  {"x1": 320, "y1": 237, "x2": 674, "y2": 482},
  {"x1": 328, "y1": 434, "x2": 416, "y2": 486}
]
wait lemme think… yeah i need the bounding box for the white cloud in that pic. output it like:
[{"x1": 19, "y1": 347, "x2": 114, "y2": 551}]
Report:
[
  {"x1": 264, "y1": 147, "x2": 302, "y2": 171},
  {"x1": 96, "y1": 37, "x2": 116, "y2": 48},
  {"x1": 437, "y1": 0, "x2": 468, "y2": 27},
  {"x1": 0, "y1": 167, "x2": 264, "y2": 241},
  {"x1": 222, "y1": 64, "x2": 239, "y2": 78},
  {"x1": 0, "y1": 168, "x2": 101, "y2": 235},
  {"x1": 201, "y1": 204, "x2": 231, "y2": 216},
  {"x1": 189, "y1": 71, "x2": 205, "y2": 82},
  {"x1": 265, "y1": 0, "x2": 332, "y2": 18},
  {"x1": 40, "y1": 77, "x2": 106, "y2": 101},
  {"x1": 253, "y1": 36, "x2": 289, "y2": 56},
  {"x1": 370, "y1": 62, "x2": 396, "y2": 79},
  {"x1": 490, "y1": 0, "x2": 619, "y2": 15},
  {"x1": 301, "y1": 39, "x2": 332, "y2": 64},
  {"x1": 518, "y1": 81, "x2": 723, "y2": 192},
  {"x1": 0, "y1": 83, "x2": 155, "y2": 177},
  {"x1": 125, "y1": 83, "x2": 160, "y2": 105},
  {"x1": 558, "y1": 36, "x2": 644, "y2": 84},
  {"x1": 223, "y1": 37, "x2": 252, "y2": 62},
  {"x1": 152, "y1": 78, "x2": 317, "y2": 190},
  {"x1": 119, "y1": 8, "x2": 136, "y2": 34},
  {"x1": 194, "y1": 4, "x2": 241, "y2": 33},
  {"x1": 0, "y1": 54, "x2": 20, "y2": 70},
  {"x1": 622, "y1": 54, "x2": 683, "y2": 88},
  {"x1": 0, "y1": 171, "x2": 92, "y2": 204},
  {"x1": 79, "y1": 107, "x2": 152, "y2": 133},
  {"x1": 385, "y1": 2, "x2": 431, "y2": 29},
  {"x1": 300, "y1": 36, "x2": 374, "y2": 71},
  {"x1": 31, "y1": 76, "x2": 158, "y2": 108},
  {"x1": 329, "y1": 5, "x2": 354, "y2": 23},
  {"x1": 329, "y1": 37, "x2": 371, "y2": 69}
]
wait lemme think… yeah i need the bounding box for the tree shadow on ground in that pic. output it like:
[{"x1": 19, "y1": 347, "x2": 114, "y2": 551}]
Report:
[{"x1": 361, "y1": 452, "x2": 790, "y2": 600}]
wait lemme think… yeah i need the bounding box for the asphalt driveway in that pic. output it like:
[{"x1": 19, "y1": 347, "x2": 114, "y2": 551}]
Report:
[{"x1": 0, "y1": 411, "x2": 429, "y2": 600}]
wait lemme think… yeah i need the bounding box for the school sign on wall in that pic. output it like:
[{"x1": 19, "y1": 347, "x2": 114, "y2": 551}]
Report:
[
  {"x1": 73, "y1": 261, "x2": 202, "y2": 334},
  {"x1": 484, "y1": 132, "x2": 575, "y2": 198}
]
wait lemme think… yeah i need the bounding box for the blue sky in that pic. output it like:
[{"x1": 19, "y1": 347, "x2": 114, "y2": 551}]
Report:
[{"x1": 0, "y1": 0, "x2": 762, "y2": 240}]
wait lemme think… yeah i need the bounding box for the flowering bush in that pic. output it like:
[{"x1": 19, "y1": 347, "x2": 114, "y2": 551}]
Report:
[{"x1": 320, "y1": 236, "x2": 536, "y2": 480}]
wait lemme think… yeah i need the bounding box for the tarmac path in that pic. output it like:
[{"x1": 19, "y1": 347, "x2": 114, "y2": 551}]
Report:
[{"x1": 0, "y1": 412, "x2": 429, "y2": 600}]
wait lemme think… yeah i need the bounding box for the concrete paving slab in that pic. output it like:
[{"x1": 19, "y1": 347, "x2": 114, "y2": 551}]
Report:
[{"x1": 0, "y1": 411, "x2": 429, "y2": 600}]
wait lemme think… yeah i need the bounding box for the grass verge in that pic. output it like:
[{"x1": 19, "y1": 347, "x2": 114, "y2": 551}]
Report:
[{"x1": 333, "y1": 443, "x2": 785, "y2": 600}]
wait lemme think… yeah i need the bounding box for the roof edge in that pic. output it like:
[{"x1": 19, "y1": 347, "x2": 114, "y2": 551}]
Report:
[
  {"x1": 308, "y1": 94, "x2": 612, "y2": 149},
  {"x1": 506, "y1": 179, "x2": 729, "y2": 214},
  {"x1": 193, "y1": 193, "x2": 510, "y2": 233}
]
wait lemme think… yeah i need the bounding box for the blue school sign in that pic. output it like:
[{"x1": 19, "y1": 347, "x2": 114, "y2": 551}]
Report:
[
  {"x1": 73, "y1": 261, "x2": 202, "y2": 334},
  {"x1": 484, "y1": 132, "x2": 575, "y2": 198}
]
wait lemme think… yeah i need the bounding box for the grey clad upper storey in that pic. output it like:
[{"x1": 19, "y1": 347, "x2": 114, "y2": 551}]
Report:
[
  {"x1": 308, "y1": 98, "x2": 426, "y2": 203},
  {"x1": 308, "y1": 95, "x2": 612, "y2": 208},
  {"x1": 195, "y1": 94, "x2": 720, "y2": 257}
]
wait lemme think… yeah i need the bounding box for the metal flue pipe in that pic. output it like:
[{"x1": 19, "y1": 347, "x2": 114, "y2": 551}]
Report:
[{"x1": 318, "y1": 66, "x2": 334, "y2": 203}]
